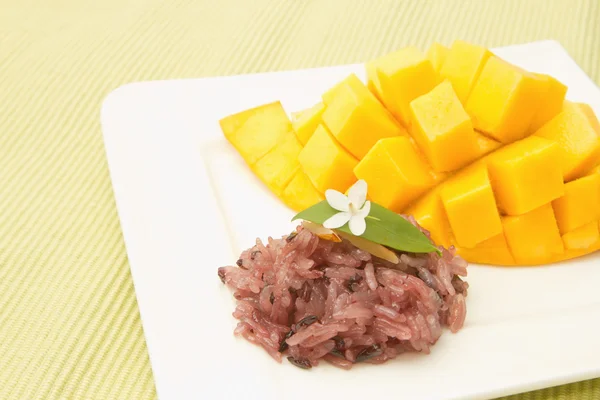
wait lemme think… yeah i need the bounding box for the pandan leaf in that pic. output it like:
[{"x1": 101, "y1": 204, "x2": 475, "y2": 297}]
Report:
[{"x1": 293, "y1": 201, "x2": 439, "y2": 254}]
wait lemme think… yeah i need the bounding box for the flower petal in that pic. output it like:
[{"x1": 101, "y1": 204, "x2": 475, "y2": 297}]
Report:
[
  {"x1": 348, "y1": 180, "x2": 367, "y2": 208},
  {"x1": 356, "y1": 200, "x2": 371, "y2": 218},
  {"x1": 323, "y1": 212, "x2": 351, "y2": 229},
  {"x1": 349, "y1": 215, "x2": 367, "y2": 236},
  {"x1": 325, "y1": 190, "x2": 350, "y2": 212}
]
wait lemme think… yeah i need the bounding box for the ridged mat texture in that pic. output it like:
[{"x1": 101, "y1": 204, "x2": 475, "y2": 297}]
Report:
[{"x1": 0, "y1": 0, "x2": 599, "y2": 399}]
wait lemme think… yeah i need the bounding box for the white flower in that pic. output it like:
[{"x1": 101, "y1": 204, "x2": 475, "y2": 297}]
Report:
[{"x1": 323, "y1": 180, "x2": 371, "y2": 236}]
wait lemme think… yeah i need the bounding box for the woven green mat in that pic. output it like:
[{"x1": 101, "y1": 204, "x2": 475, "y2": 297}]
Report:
[{"x1": 0, "y1": 0, "x2": 598, "y2": 398}]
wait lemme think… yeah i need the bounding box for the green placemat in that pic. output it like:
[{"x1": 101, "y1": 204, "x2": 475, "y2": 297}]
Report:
[{"x1": 0, "y1": 0, "x2": 598, "y2": 398}]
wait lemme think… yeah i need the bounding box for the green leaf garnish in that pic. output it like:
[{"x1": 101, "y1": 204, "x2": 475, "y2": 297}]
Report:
[{"x1": 292, "y1": 200, "x2": 439, "y2": 254}]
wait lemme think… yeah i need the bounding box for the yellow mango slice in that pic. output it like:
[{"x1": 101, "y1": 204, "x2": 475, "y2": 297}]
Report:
[
  {"x1": 562, "y1": 222, "x2": 600, "y2": 251},
  {"x1": 409, "y1": 80, "x2": 480, "y2": 172},
  {"x1": 455, "y1": 233, "x2": 515, "y2": 266},
  {"x1": 440, "y1": 165, "x2": 502, "y2": 248},
  {"x1": 367, "y1": 47, "x2": 438, "y2": 126},
  {"x1": 534, "y1": 101, "x2": 600, "y2": 181},
  {"x1": 281, "y1": 170, "x2": 324, "y2": 212},
  {"x1": 440, "y1": 40, "x2": 492, "y2": 103},
  {"x1": 551, "y1": 173, "x2": 600, "y2": 234},
  {"x1": 322, "y1": 77, "x2": 405, "y2": 159},
  {"x1": 528, "y1": 74, "x2": 567, "y2": 133},
  {"x1": 298, "y1": 125, "x2": 358, "y2": 193},
  {"x1": 354, "y1": 137, "x2": 438, "y2": 213},
  {"x1": 487, "y1": 136, "x2": 564, "y2": 215},
  {"x1": 465, "y1": 56, "x2": 545, "y2": 143},
  {"x1": 220, "y1": 101, "x2": 291, "y2": 165},
  {"x1": 407, "y1": 189, "x2": 452, "y2": 247},
  {"x1": 251, "y1": 133, "x2": 302, "y2": 196},
  {"x1": 426, "y1": 42, "x2": 449, "y2": 73},
  {"x1": 502, "y1": 204, "x2": 564, "y2": 265},
  {"x1": 292, "y1": 102, "x2": 326, "y2": 145}
]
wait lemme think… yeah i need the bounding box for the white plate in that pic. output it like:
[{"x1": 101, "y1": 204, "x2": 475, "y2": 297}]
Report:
[{"x1": 101, "y1": 40, "x2": 600, "y2": 400}]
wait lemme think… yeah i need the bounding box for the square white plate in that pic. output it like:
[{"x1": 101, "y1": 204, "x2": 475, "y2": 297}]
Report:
[{"x1": 101, "y1": 40, "x2": 600, "y2": 400}]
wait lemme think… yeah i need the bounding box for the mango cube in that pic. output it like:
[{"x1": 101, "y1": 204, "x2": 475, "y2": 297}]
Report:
[
  {"x1": 440, "y1": 165, "x2": 502, "y2": 248},
  {"x1": 407, "y1": 189, "x2": 452, "y2": 247},
  {"x1": 562, "y1": 222, "x2": 600, "y2": 251},
  {"x1": 251, "y1": 133, "x2": 302, "y2": 196},
  {"x1": 409, "y1": 81, "x2": 480, "y2": 172},
  {"x1": 465, "y1": 56, "x2": 544, "y2": 143},
  {"x1": 426, "y1": 42, "x2": 449, "y2": 73},
  {"x1": 281, "y1": 170, "x2": 325, "y2": 212},
  {"x1": 487, "y1": 136, "x2": 564, "y2": 215},
  {"x1": 298, "y1": 125, "x2": 358, "y2": 193},
  {"x1": 534, "y1": 101, "x2": 600, "y2": 181},
  {"x1": 528, "y1": 74, "x2": 567, "y2": 133},
  {"x1": 551, "y1": 173, "x2": 600, "y2": 234},
  {"x1": 220, "y1": 101, "x2": 291, "y2": 165},
  {"x1": 456, "y1": 233, "x2": 515, "y2": 266},
  {"x1": 502, "y1": 204, "x2": 564, "y2": 264},
  {"x1": 292, "y1": 102, "x2": 326, "y2": 145},
  {"x1": 354, "y1": 136, "x2": 437, "y2": 212},
  {"x1": 440, "y1": 40, "x2": 492, "y2": 103},
  {"x1": 367, "y1": 47, "x2": 438, "y2": 126},
  {"x1": 322, "y1": 74, "x2": 379, "y2": 106},
  {"x1": 322, "y1": 78, "x2": 404, "y2": 159}
]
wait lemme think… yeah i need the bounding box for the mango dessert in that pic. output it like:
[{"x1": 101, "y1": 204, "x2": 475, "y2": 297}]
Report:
[{"x1": 219, "y1": 40, "x2": 600, "y2": 266}]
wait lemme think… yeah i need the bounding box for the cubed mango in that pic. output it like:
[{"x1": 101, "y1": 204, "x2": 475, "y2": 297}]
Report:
[
  {"x1": 407, "y1": 189, "x2": 452, "y2": 247},
  {"x1": 534, "y1": 101, "x2": 600, "y2": 181},
  {"x1": 440, "y1": 40, "x2": 492, "y2": 103},
  {"x1": 220, "y1": 101, "x2": 291, "y2": 165},
  {"x1": 354, "y1": 136, "x2": 438, "y2": 212},
  {"x1": 298, "y1": 125, "x2": 358, "y2": 193},
  {"x1": 551, "y1": 173, "x2": 600, "y2": 234},
  {"x1": 465, "y1": 56, "x2": 545, "y2": 143},
  {"x1": 487, "y1": 136, "x2": 564, "y2": 215},
  {"x1": 251, "y1": 132, "x2": 302, "y2": 196},
  {"x1": 322, "y1": 74, "x2": 379, "y2": 106},
  {"x1": 440, "y1": 165, "x2": 502, "y2": 248},
  {"x1": 367, "y1": 47, "x2": 438, "y2": 126},
  {"x1": 502, "y1": 204, "x2": 564, "y2": 264},
  {"x1": 409, "y1": 81, "x2": 480, "y2": 172},
  {"x1": 281, "y1": 170, "x2": 325, "y2": 212},
  {"x1": 455, "y1": 233, "x2": 515, "y2": 266},
  {"x1": 426, "y1": 42, "x2": 449, "y2": 73},
  {"x1": 322, "y1": 78, "x2": 405, "y2": 159},
  {"x1": 528, "y1": 74, "x2": 567, "y2": 133},
  {"x1": 220, "y1": 42, "x2": 600, "y2": 266},
  {"x1": 562, "y1": 222, "x2": 600, "y2": 251},
  {"x1": 292, "y1": 102, "x2": 326, "y2": 145}
]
